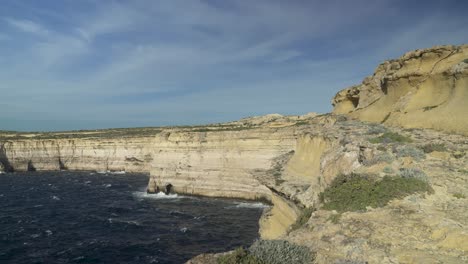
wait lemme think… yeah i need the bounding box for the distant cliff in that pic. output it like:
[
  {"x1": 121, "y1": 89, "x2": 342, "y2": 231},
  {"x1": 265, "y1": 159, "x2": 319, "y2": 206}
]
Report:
[{"x1": 333, "y1": 44, "x2": 468, "y2": 135}]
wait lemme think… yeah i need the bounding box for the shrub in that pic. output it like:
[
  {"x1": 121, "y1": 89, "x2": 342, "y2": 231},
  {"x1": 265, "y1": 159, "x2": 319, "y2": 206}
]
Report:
[
  {"x1": 420, "y1": 143, "x2": 447, "y2": 153},
  {"x1": 367, "y1": 125, "x2": 388, "y2": 135},
  {"x1": 290, "y1": 207, "x2": 314, "y2": 231},
  {"x1": 249, "y1": 240, "x2": 314, "y2": 264},
  {"x1": 369, "y1": 132, "x2": 412, "y2": 144},
  {"x1": 363, "y1": 152, "x2": 394, "y2": 166},
  {"x1": 395, "y1": 146, "x2": 426, "y2": 161},
  {"x1": 320, "y1": 174, "x2": 432, "y2": 212},
  {"x1": 383, "y1": 166, "x2": 394, "y2": 174},
  {"x1": 217, "y1": 247, "x2": 264, "y2": 264},
  {"x1": 453, "y1": 193, "x2": 466, "y2": 199},
  {"x1": 399, "y1": 168, "x2": 429, "y2": 182},
  {"x1": 327, "y1": 213, "x2": 341, "y2": 224},
  {"x1": 463, "y1": 58, "x2": 468, "y2": 64}
]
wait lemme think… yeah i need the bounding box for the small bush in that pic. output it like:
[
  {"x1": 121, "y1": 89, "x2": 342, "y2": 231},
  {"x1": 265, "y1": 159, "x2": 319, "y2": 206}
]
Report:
[
  {"x1": 420, "y1": 143, "x2": 447, "y2": 153},
  {"x1": 217, "y1": 247, "x2": 264, "y2": 264},
  {"x1": 369, "y1": 132, "x2": 412, "y2": 144},
  {"x1": 320, "y1": 174, "x2": 432, "y2": 212},
  {"x1": 395, "y1": 146, "x2": 426, "y2": 161},
  {"x1": 290, "y1": 207, "x2": 314, "y2": 231},
  {"x1": 249, "y1": 240, "x2": 314, "y2": 264},
  {"x1": 327, "y1": 213, "x2": 341, "y2": 224},
  {"x1": 367, "y1": 125, "x2": 388, "y2": 135},
  {"x1": 363, "y1": 152, "x2": 394, "y2": 166},
  {"x1": 383, "y1": 166, "x2": 394, "y2": 174},
  {"x1": 463, "y1": 58, "x2": 468, "y2": 64},
  {"x1": 453, "y1": 193, "x2": 466, "y2": 199},
  {"x1": 399, "y1": 168, "x2": 428, "y2": 182}
]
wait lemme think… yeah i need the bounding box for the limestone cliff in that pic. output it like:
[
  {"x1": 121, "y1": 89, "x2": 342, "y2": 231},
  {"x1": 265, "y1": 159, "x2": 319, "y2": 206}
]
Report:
[{"x1": 333, "y1": 45, "x2": 468, "y2": 135}]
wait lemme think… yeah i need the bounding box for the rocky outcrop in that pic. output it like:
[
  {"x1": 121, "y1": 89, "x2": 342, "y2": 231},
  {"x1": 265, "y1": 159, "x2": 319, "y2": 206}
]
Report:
[{"x1": 333, "y1": 45, "x2": 468, "y2": 135}]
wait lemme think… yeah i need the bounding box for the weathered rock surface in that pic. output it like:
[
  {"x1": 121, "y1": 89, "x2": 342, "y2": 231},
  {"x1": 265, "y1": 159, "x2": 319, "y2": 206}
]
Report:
[
  {"x1": 0, "y1": 137, "x2": 154, "y2": 172},
  {"x1": 333, "y1": 45, "x2": 468, "y2": 136}
]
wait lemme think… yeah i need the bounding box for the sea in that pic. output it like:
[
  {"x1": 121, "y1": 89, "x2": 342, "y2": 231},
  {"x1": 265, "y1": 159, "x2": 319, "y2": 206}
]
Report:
[{"x1": 0, "y1": 171, "x2": 267, "y2": 263}]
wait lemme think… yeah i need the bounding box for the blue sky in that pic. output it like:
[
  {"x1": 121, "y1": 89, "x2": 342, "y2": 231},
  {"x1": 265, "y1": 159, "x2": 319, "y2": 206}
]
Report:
[{"x1": 1, "y1": 0, "x2": 467, "y2": 131}]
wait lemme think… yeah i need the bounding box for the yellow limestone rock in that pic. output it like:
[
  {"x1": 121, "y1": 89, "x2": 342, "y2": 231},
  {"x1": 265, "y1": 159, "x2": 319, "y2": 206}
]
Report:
[{"x1": 333, "y1": 45, "x2": 468, "y2": 135}]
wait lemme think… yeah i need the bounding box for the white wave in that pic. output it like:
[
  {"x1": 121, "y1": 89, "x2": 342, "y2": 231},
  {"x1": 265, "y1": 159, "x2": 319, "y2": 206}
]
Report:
[
  {"x1": 97, "y1": 170, "x2": 126, "y2": 174},
  {"x1": 233, "y1": 202, "x2": 270, "y2": 209},
  {"x1": 108, "y1": 218, "x2": 141, "y2": 226},
  {"x1": 132, "y1": 191, "x2": 181, "y2": 200},
  {"x1": 45, "y1": 230, "x2": 53, "y2": 236},
  {"x1": 110, "y1": 171, "x2": 126, "y2": 174},
  {"x1": 180, "y1": 227, "x2": 188, "y2": 233},
  {"x1": 51, "y1": 195, "x2": 61, "y2": 201},
  {"x1": 103, "y1": 184, "x2": 112, "y2": 188}
]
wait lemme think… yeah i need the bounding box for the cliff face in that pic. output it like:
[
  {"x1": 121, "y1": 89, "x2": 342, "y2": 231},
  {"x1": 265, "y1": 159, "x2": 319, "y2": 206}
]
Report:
[
  {"x1": 333, "y1": 45, "x2": 468, "y2": 135},
  {"x1": 149, "y1": 128, "x2": 297, "y2": 200},
  {"x1": 0, "y1": 137, "x2": 154, "y2": 172}
]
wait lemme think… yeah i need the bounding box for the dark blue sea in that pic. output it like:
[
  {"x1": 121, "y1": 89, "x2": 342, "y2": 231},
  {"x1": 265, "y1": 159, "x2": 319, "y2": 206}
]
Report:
[{"x1": 0, "y1": 172, "x2": 266, "y2": 264}]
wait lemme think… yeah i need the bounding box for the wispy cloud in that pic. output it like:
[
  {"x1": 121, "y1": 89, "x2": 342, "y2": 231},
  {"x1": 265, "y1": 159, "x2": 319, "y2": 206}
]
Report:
[
  {"x1": 0, "y1": 0, "x2": 467, "y2": 131},
  {"x1": 4, "y1": 17, "x2": 49, "y2": 36}
]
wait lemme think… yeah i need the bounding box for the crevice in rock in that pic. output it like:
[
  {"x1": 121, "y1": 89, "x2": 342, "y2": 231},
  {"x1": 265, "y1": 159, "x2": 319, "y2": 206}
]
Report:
[
  {"x1": 27, "y1": 160, "x2": 36, "y2": 171},
  {"x1": 0, "y1": 144, "x2": 14, "y2": 172}
]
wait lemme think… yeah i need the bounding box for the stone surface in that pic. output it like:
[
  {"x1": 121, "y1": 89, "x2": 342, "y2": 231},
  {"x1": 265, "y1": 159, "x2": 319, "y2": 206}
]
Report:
[{"x1": 333, "y1": 45, "x2": 468, "y2": 136}]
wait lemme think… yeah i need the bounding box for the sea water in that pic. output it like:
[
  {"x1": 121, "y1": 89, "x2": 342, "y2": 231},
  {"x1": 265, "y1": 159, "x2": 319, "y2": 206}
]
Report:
[{"x1": 0, "y1": 171, "x2": 266, "y2": 263}]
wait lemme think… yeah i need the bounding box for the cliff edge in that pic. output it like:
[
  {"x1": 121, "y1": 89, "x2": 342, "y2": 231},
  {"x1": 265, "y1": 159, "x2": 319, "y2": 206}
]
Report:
[{"x1": 333, "y1": 45, "x2": 468, "y2": 135}]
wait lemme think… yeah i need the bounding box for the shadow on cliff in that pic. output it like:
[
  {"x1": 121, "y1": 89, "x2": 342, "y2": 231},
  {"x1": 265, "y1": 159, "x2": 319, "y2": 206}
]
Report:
[
  {"x1": 0, "y1": 143, "x2": 14, "y2": 172},
  {"x1": 0, "y1": 144, "x2": 15, "y2": 172}
]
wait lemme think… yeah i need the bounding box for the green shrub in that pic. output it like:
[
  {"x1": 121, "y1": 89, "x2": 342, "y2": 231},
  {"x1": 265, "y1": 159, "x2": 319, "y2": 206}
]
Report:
[
  {"x1": 453, "y1": 193, "x2": 466, "y2": 199},
  {"x1": 383, "y1": 166, "x2": 394, "y2": 174},
  {"x1": 327, "y1": 213, "x2": 341, "y2": 224},
  {"x1": 369, "y1": 132, "x2": 412, "y2": 144},
  {"x1": 249, "y1": 240, "x2": 314, "y2": 264},
  {"x1": 363, "y1": 152, "x2": 394, "y2": 166},
  {"x1": 217, "y1": 247, "x2": 264, "y2": 264},
  {"x1": 320, "y1": 174, "x2": 432, "y2": 212},
  {"x1": 399, "y1": 168, "x2": 428, "y2": 182},
  {"x1": 395, "y1": 146, "x2": 426, "y2": 161},
  {"x1": 290, "y1": 207, "x2": 314, "y2": 231},
  {"x1": 463, "y1": 58, "x2": 468, "y2": 64},
  {"x1": 367, "y1": 125, "x2": 388, "y2": 135},
  {"x1": 420, "y1": 143, "x2": 447, "y2": 153}
]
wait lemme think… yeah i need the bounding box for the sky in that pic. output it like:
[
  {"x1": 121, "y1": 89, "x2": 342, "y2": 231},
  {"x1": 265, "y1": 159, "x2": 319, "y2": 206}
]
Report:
[{"x1": 1, "y1": 0, "x2": 467, "y2": 131}]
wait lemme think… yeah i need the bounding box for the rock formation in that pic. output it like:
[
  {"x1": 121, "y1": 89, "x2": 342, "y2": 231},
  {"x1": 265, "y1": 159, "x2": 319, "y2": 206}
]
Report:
[{"x1": 333, "y1": 45, "x2": 468, "y2": 135}]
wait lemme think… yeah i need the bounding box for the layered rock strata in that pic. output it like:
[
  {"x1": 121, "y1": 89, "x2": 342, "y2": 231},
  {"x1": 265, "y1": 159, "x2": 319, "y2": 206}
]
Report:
[{"x1": 333, "y1": 45, "x2": 468, "y2": 135}]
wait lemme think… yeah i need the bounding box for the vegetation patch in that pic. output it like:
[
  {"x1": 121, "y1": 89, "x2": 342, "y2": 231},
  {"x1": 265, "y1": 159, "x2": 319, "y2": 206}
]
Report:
[
  {"x1": 394, "y1": 145, "x2": 426, "y2": 161},
  {"x1": 290, "y1": 207, "x2": 314, "y2": 231},
  {"x1": 453, "y1": 193, "x2": 466, "y2": 199},
  {"x1": 327, "y1": 213, "x2": 341, "y2": 224},
  {"x1": 399, "y1": 168, "x2": 429, "y2": 182},
  {"x1": 369, "y1": 132, "x2": 412, "y2": 144},
  {"x1": 367, "y1": 125, "x2": 388, "y2": 135},
  {"x1": 319, "y1": 173, "x2": 432, "y2": 212},
  {"x1": 420, "y1": 143, "x2": 447, "y2": 153},
  {"x1": 249, "y1": 240, "x2": 314, "y2": 264},
  {"x1": 217, "y1": 247, "x2": 264, "y2": 264},
  {"x1": 363, "y1": 152, "x2": 394, "y2": 166}
]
